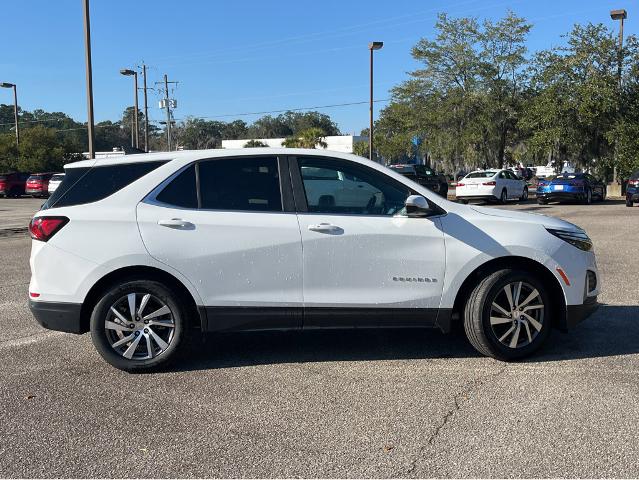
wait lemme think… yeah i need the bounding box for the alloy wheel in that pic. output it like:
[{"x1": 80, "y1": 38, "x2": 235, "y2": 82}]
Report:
[
  {"x1": 488, "y1": 281, "x2": 545, "y2": 349},
  {"x1": 104, "y1": 292, "x2": 175, "y2": 360}
]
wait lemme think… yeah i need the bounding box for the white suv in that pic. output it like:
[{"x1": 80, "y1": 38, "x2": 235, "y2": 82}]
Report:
[{"x1": 28, "y1": 149, "x2": 599, "y2": 371}]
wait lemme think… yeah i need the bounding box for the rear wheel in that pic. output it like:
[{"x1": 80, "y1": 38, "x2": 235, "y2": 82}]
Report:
[
  {"x1": 463, "y1": 269, "x2": 551, "y2": 360},
  {"x1": 627, "y1": 196, "x2": 634, "y2": 207},
  {"x1": 90, "y1": 280, "x2": 188, "y2": 372},
  {"x1": 537, "y1": 197, "x2": 547, "y2": 205},
  {"x1": 519, "y1": 187, "x2": 528, "y2": 201}
]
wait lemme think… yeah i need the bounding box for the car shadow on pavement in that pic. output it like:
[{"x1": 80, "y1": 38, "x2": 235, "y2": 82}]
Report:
[{"x1": 170, "y1": 304, "x2": 638, "y2": 372}]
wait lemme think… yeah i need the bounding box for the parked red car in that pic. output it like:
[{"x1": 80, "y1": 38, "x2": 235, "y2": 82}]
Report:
[
  {"x1": 25, "y1": 173, "x2": 56, "y2": 198},
  {"x1": 0, "y1": 172, "x2": 30, "y2": 198}
]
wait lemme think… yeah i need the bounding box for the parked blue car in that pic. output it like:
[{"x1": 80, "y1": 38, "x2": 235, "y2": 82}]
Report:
[
  {"x1": 627, "y1": 170, "x2": 639, "y2": 207},
  {"x1": 537, "y1": 173, "x2": 606, "y2": 205}
]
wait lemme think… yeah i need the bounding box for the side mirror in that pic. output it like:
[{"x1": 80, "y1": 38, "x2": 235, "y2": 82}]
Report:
[{"x1": 404, "y1": 195, "x2": 431, "y2": 217}]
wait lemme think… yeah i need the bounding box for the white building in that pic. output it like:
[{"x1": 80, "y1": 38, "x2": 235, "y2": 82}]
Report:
[{"x1": 221, "y1": 135, "x2": 367, "y2": 154}]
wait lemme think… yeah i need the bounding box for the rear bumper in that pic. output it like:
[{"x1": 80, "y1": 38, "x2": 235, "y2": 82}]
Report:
[
  {"x1": 29, "y1": 300, "x2": 85, "y2": 334},
  {"x1": 456, "y1": 195, "x2": 498, "y2": 201},
  {"x1": 626, "y1": 188, "x2": 639, "y2": 201},
  {"x1": 537, "y1": 192, "x2": 583, "y2": 201},
  {"x1": 563, "y1": 296, "x2": 599, "y2": 330},
  {"x1": 25, "y1": 188, "x2": 46, "y2": 196}
]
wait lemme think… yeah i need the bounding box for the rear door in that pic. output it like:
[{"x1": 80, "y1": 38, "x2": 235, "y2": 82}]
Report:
[
  {"x1": 137, "y1": 156, "x2": 303, "y2": 330},
  {"x1": 290, "y1": 156, "x2": 446, "y2": 328}
]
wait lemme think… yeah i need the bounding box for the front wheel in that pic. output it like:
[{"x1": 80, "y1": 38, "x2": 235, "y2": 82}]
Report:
[
  {"x1": 519, "y1": 187, "x2": 528, "y2": 201},
  {"x1": 500, "y1": 189, "x2": 508, "y2": 204},
  {"x1": 627, "y1": 197, "x2": 634, "y2": 207},
  {"x1": 90, "y1": 279, "x2": 188, "y2": 372},
  {"x1": 583, "y1": 188, "x2": 592, "y2": 205},
  {"x1": 463, "y1": 269, "x2": 552, "y2": 360}
]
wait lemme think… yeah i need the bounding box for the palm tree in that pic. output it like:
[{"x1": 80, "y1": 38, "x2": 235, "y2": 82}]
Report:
[
  {"x1": 281, "y1": 128, "x2": 328, "y2": 149},
  {"x1": 243, "y1": 139, "x2": 269, "y2": 148}
]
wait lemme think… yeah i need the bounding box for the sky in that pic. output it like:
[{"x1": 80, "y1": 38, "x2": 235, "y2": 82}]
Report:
[{"x1": 0, "y1": 0, "x2": 635, "y2": 135}]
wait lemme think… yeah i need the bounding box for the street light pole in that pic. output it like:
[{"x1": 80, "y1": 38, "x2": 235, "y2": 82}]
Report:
[
  {"x1": 610, "y1": 9, "x2": 627, "y2": 185},
  {"x1": 142, "y1": 64, "x2": 149, "y2": 152},
  {"x1": 120, "y1": 68, "x2": 140, "y2": 149},
  {"x1": 368, "y1": 41, "x2": 383, "y2": 162},
  {"x1": 0, "y1": 82, "x2": 19, "y2": 148},
  {"x1": 82, "y1": 0, "x2": 95, "y2": 159}
]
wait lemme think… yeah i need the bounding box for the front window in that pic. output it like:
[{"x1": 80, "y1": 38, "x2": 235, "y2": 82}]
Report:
[{"x1": 298, "y1": 157, "x2": 411, "y2": 216}]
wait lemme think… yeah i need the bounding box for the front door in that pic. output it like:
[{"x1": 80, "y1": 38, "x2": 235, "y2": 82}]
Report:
[
  {"x1": 137, "y1": 156, "x2": 303, "y2": 331},
  {"x1": 290, "y1": 156, "x2": 446, "y2": 328}
]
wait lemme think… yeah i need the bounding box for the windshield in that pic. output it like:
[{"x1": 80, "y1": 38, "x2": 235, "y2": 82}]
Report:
[{"x1": 466, "y1": 171, "x2": 497, "y2": 178}]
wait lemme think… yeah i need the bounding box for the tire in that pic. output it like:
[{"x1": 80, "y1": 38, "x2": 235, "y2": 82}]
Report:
[
  {"x1": 627, "y1": 197, "x2": 634, "y2": 207},
  {"x1": 459, "y1": 199, "x2": 469, "y2": 204},
  {"x1": 519, "y1": 187, "x2": 528, "y2": 201},
  {"x1": 599, "y1": 188, "x2": 606, "y2": 202},
  {"x1": 500, "y1": 189, "x2": 508, "y2": 204},
  {"x1": 583, "y1": 188, "x2": 592, "y2": 205},
  {"x1": 537, "y1": 197, "x2": 547, "y2": 205},
  {"x1": 90, "y1": 279, "x2": 188, "y2": 372},
  {"x1": 463, "y1": 269, "x2": 552, "y2": 361}
]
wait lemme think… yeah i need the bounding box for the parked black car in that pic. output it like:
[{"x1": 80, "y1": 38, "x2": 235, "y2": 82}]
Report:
[
  {"x1": 388, "y1": 164, "x2": 449, "y2": 197},
  {"x1": 536, "y1": 172, "x2": 606, "y2": 204},
  {"x1": 627, "y1": 170, "x2": 639, "y2": 207},
  {"x1": 0, "y1": 172, "x2": 30, "y2": 198}
]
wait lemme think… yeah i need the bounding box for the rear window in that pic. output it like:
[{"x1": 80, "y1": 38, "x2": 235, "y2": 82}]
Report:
[
  {"x1": 466, "y1": 171, "x2": 497, "y2": 178},
  {"x1": 555, "y1": 173, "x2": 580, "y2": 180},
  {"x1": 43, "y1": 161, "x2": 166, "y2": 209},
  {"x1": 29, "y1": 175, "x2": 45, "y2": 181},
  {"x1": 389, "y1": 165, "x2": 415, "y2": 174},
  {"x1": 50, "y1": 174, "x2": 65, "y2": 181}
]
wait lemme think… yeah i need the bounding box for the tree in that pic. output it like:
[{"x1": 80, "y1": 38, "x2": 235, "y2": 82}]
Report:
[
  {"x1": 520, "y1": 23, "x2": 635, "y2": 175},
  {"x1": 281, "y1": 128, "x2": 328, "y2": 148},
  {"x1": 352, "y1": 139, "x2": 369, "y2": 158},
  {"x1": 244, "y1": 139, "x2": 269, "y2": 148},
  {"x1": 15, "y1": 126, "x2": 80, "y2": 172},
  {"x1": 247, "y1": 111, "x2": 339, "y2": 138}
]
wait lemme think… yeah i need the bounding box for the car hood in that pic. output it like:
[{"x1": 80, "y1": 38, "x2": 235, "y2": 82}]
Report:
[{"x1": 470, "y1": 205, "x2": 581, "y2": 231}]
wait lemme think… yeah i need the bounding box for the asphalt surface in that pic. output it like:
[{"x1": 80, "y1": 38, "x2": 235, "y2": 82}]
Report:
[{"x1": 0, "y1": 198, "x2": 638, "y2": 478}]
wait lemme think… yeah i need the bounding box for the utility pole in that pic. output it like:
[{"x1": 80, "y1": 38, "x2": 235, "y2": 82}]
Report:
[
  {"x1": 82, "y1": 0, "x2": 95, "y2": 159},
  {"x1": 156, "y1": 74, "x2": 178, "y2": 151},
  {"x1": 0, "y1": 83, "x2": 19, "y2": 147},
  {"x1": 141, "y1": 64, "x2": 149, "y2": 152}
]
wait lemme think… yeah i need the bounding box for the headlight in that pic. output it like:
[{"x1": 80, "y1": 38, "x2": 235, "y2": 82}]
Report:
[{"x1": 546, "y1": 228, "x2": 593, "y2": 251}]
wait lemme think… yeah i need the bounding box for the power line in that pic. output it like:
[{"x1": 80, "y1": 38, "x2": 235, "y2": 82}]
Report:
[
  {"x1": 175, "y1": 99, "x2": 391, "y2": 120},
  {"x1": 53, "y1": 99, "x2": 392, "y2": 133}
]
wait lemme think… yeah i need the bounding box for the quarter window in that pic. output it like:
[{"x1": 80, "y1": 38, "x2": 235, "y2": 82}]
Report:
[
  {"x1": 156, "y1": 164, "x2": 198, "y2": 209},
  {"x1": 298, "y1": 157, "x2": 411, "y2": 215}
]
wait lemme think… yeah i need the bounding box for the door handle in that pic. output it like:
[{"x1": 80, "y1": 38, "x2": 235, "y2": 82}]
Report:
[
  {"x1": 158, "y1": 218, "x2": 194, "y2": 229},
  {"x1": 308, "y1": 223, "x2": 341, "y2": 233}
]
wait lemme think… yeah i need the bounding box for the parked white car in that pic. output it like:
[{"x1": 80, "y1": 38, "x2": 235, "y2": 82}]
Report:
[
  {"x1": 47, "y1": 173, "x2": 65, "y2": 195},
  {"x1": 29, "y1": 149, "x2": 599, "y2": 371},
  {"x1": 456, "y1": 169, "x2": 528, "y2": 204}
]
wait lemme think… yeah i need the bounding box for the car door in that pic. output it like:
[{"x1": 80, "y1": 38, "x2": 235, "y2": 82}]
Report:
[
  {"x1": 290, "y1": 155, "x2": 446, "y2": 328},
  {"x1": 137, "y1": 155, "x2": 303, "y2": 330},
  {"x1": 506, "y1": 171, "x2": 524, "y2": 198}
]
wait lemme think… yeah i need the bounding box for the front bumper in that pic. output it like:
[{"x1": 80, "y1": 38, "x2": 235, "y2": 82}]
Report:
[
  {"x1": 29, "y1": 300, "x2": 85, "y2": 334},
  {"x1": 562, "y1": 295, "x2": 599, "y2": 330}
]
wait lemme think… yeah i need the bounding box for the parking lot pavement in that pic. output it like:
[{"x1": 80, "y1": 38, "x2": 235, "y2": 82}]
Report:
[
  {"x1": 0, "y1": 197, "x2": 43, "y2": 232},
  {"x1": 0, "y1": 201, "x2": 638, "y2": 478}
]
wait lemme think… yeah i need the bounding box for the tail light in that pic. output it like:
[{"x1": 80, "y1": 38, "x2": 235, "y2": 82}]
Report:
[
  {"x1": 482, "y1": 181, "x2": 496, "y2": 186},
  {"x1": 457, "y1": 182, "x2": 465, "y2": 187},
  {"x1": 629, "y1": 179, "x2": 639, "y2": 186},
  {"x1": 29, "y1": 216, "x2": 69, "y2": 242}
]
